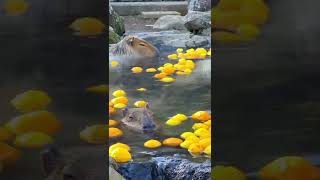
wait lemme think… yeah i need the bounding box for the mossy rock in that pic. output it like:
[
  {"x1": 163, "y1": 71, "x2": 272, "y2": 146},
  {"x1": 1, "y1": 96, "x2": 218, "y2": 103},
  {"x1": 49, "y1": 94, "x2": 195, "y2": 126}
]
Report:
[
  {"x1": 109, "y1": 4, "x2": 125, "y2": 36},
  {"x1": 109, "y1": 26, "x2": 121, "y2": 44}
]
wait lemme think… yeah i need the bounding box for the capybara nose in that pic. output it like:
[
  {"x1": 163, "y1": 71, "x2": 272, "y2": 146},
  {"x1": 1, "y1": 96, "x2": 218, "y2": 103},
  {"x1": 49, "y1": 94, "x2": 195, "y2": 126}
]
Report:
[
  {"x1": 143, "y1": 123, "x2": 155, "y2": 130},
  {"x1": 142, "y1": 118, "x2": 156, "y2": 130}
]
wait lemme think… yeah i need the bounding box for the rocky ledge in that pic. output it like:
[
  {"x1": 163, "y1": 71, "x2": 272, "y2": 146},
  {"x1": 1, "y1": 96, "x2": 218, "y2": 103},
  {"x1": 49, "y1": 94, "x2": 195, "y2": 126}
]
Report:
[{"x1": 117, "y1": 155, "x2": 211, "y2": 180}]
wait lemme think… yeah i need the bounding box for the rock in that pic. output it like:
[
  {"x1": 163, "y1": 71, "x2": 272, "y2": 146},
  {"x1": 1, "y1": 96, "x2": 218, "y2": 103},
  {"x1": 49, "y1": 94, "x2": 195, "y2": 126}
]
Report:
[
  {"x1": 152, "y1": 156, "x2": 211, "y2": 180},
  {"x1": 201, "y1": 27, "x2": 211, "y2": 36},
  {"x1": 109, "y1": 166, "x2": 126, "y2": 180},
  {"x1": 126, "y1": 31, "x2": 210, "y2": 49},
  {"x1": 118, "y1": 161, "x2": 164, "y2": 180},
  {"x1": 109, "y1": 4, "x2": 125, "y2": 36},
  {"x1": 117, "y1": 155, "x2": 211, "y2": 180},
  {"x1": 109, "y1": 26, "x2": 121, "y2": 44},
  {"x1": 185, "y1": 35, "x2": 210, "y2": 48},
  {"x1": 188, "y1": 0, "x2": 211, "y2": 12},
  {"x1": 153, "y1": 15, "x2": 188, "y2": 31},
  {"x1": 184, "y1": 11, "x2": 211, "y2": 34}
]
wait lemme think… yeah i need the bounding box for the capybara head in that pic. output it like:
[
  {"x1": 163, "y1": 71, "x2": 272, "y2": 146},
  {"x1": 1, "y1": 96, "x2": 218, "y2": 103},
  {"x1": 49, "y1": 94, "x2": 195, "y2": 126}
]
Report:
[{"x1": 121, "y1": 105, "x2": 157, "y2": 131}]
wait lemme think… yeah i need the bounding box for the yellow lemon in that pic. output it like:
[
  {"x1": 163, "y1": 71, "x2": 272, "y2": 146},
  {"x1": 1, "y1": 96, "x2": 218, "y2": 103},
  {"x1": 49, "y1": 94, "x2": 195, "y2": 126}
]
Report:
[
  {"x1": 192, "y1": 123, "x2": 209, "y2": 130},
  {"x1": 136, "y1": 88, "x2": 147, "y2": 92},
  {"x1": 195, "y1": 48, "x2": 207, "y2": 55},
  {"x1": 69, "y1": 17, "x2": 105, "y2": 36},
  {"x1": 110, "y1": 147, "x2": 132, "y2": 163},
  {"x1": 112, "y1": 89, "x2": 126, "y2": 97},
  {"x1": 11, "y1": 90, "x2": 51, "y2": 113},
  {"x1": 80, "y1": 125, "x2": 108, "y2": 144},
  {"x1": 204, "y1": 120, "x2": 211, "y2": 126},
  {"x1": 160, "y1": 77, "x2": 175, "y2": 83},
  {"x1": 165, "y1": 118, "x2": 182, "y2": 126},
  {"x1": 109, "y1": 120, "x2": 119, "y2": 126},
  {"x1": 168, "y1": 54, "x2": 178, "y2": 60},
  {"x1": 144, "y1": 139, "x2": 162, "y2": 148},
  {"x1": 185, "y1": 60, "x2": 195, "y2": 69},
  {"x1": 14, "y1": 132, "x2": 53, "y2": 149},
  {"x1": 113, "y1": 103, "x2": 126, "y2": 109},
  {"x1": 194, "y1": 128, "x2": 211, "y2": 138},
  {"x1": 134, "y1": 101, "x2": 147, "y2": 108},
  {"x1": 146, "y1": 68, "x2": 157, "y2": 73},
  {"x1": 186, "y1": 48, "x2": 195, "y2": 53},
  {"x1": 204, "y1": 145, "x2": 211, "y2": 156},
  {"x1": 86, "y1": 84, "x2": 108, "y2": 94},
  {"x1": 154, "y1": 73, "x2": 168, "y2": 79},
  {"x1": 176, "y1": 48, "x2": 184, "y2": 53},
  {"x1": 185, "y1": 135, "x2": 200, "y2": 143},
  {"x1": 0, "y1": 142, "x2": 21, "y2": 167},
  {"x1": 180, "y1": 140, "x2": 193, "y2": 149},
  {"x1": 111, "y1": 61, "x2": 119, "y2": 68},
  {"x1": 109, "y1": 106, "x2": 116, "y2": 115},
  {"x1": 199, "y1": 138, "x2": 211, "y2": 149},
  {"x1": 6, "y1": 110, "x2": 61, "y2": 135},
  {"x1": 4, "y1": 0, "x2": 29, "y2": 16},
  {"x1": 207, "y1": 49, "x2": 211, "y2": 56},
  {"x1": 163, "y1": 138, "x2": 183, "y2": 147},
  {"x1": 178, "y1": 53, "x2": 185, "y2": 59},
  {"x1": 109, "y1": 128, "x2": 123, "y2": 138},
  {"x1": 109, "y1": 143, "x2": 131, "y2": 155},
  {"x1": 131, "y1": 67, "x2": 143, "y2": 73},
  {"x1": 171, "y1": 114, "x2": 188, "y2": 121},
  {"x1": 192, "y1": 111, "x2": 211, "y2": 121},
  {"x1": 180, "y1": 132, "x2": 195, "y2": 139},
  {"x1": 176, "y1": 71, "x2": 189, "y2": 75},
  {"x1": 188, "y1": 143, "x2": 203, "y2": 155},
  {"x1": 161, "y1": 66, "x2": 175, "y2": 75},
  {"x1": 111, "y1": 96, "x2": 128, "y2": 105},
  {"x1": 213, "y1": 165, "x2": 246, "y2": 180}
]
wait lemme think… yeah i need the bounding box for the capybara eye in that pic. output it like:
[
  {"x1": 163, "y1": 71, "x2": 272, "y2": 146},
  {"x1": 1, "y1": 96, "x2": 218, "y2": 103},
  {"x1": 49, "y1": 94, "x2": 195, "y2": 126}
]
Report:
[{"x1": 139, "y1": 43, "x2": 146, "y2": 47}]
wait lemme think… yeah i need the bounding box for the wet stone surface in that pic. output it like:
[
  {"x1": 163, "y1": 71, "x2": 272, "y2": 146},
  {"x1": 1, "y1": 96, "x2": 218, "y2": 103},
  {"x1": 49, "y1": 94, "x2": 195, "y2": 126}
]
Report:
[{"x1": 117, "y1": 155, "x2": 211, "y2": 180}]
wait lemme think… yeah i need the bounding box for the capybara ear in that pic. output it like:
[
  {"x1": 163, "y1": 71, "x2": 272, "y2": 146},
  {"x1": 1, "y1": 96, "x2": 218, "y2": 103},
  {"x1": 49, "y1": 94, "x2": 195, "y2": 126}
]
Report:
[
  {"x1": 145, "y1": 103, "x2": 150, "y2": 109},
  {"x1": 41, "y1": 144, "x2": 61, "y2": 177},
  {"x1": 122, "y1": 108, "x2": 128, "y2": 117},
  {"x1": 127, "y1": 36, "x2": 135, "y2": 45}
]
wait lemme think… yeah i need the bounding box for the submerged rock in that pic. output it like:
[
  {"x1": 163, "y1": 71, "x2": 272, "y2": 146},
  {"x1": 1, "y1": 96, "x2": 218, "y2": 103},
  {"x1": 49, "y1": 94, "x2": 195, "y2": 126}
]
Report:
[
  {"x1": 184, "y1": 11, "x2": 211, "y2": 34},
  {"x1": 153, "y1": 15, "x2": 188, "y2": 31},
  {"x1": 109, "y1": 4, "x2": 125, "y2": 36},
  {"x1": 117, "y1": 155, "x2": 211, "y2": 180},
  {"x1": 188, "y1": 0, "x2": 211, "y2": 12}
]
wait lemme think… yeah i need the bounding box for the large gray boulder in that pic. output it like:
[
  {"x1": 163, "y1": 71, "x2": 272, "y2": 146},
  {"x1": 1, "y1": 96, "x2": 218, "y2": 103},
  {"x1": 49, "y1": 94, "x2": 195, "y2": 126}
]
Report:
[
  {"x1": 153, "y1": 15, "x2": 188, "y2": 31},
  {"x1": 109, "y1": 4, "x2": 125, "y2": 36},
  {"x1": 184, "y1": 10, "x2": 211, "y2": 34},
  {"x1": 188, "y1": 0, "x2": 211, "y2": 12}
]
